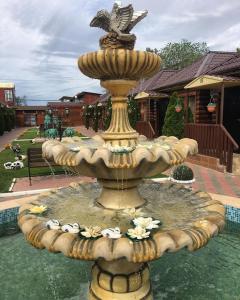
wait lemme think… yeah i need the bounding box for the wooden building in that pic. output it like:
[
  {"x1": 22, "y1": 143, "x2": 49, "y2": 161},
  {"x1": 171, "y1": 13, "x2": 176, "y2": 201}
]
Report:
[{"x1": 133, "y1": 51, "x2": 240, "y2": 172}]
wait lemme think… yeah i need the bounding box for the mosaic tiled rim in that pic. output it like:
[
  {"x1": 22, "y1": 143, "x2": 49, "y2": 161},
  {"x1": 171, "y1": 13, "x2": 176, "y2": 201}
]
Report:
[{"x1": 17, "y1": 184, "x2": 225, "y2": 263}]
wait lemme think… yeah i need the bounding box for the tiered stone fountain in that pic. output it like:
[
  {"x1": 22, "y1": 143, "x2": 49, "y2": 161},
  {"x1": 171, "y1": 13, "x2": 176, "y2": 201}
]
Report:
[{"x1": 18, "y1": 3, "x2": 225, "y2": 300}]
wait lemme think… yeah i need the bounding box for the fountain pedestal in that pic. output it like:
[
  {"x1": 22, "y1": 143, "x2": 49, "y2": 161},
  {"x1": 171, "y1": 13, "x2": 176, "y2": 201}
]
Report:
[
  {"x1": 90, "y1": 259, "x2": 152, "y2": 300},
  {"x1": 97, "y1": 178, "x2": 145, "y2": 209}
]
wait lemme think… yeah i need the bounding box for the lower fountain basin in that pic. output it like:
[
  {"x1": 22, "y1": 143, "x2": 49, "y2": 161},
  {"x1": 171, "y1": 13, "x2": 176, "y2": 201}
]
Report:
[{"x1": 18, "y1": 181, "x2": 224, "y2": 263}]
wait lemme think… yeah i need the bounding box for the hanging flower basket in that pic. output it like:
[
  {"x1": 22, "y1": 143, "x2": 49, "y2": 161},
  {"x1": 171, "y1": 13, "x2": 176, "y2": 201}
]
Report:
[
  {"x1": 207, "y1": 102, "x2": 216, "y2": 113},
  {"x1": 175, "y1": 105, "x2": 182, "y2": 113}
]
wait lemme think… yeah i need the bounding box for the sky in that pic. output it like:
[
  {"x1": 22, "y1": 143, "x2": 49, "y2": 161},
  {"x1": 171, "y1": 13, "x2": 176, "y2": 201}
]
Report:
[{"x1": 0, "y1": 0, "x2": 240, "y2": 104}]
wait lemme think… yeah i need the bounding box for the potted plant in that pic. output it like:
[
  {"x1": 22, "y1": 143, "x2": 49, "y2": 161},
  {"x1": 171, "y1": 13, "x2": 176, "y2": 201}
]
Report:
[
  {"x1": 207, "y1": 93, "x2": 217, "y2": 112},
  {"x1": 207, "y1": 102, "x2": 216, "y2": 113},
  {"x1": 170, "y1": 164, "x2": 195, "y2": 189}
]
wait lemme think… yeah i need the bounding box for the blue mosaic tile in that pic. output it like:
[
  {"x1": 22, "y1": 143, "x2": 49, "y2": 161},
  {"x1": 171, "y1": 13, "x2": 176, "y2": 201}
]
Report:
[
  {"x1": 0, "y1": 207, "x2": 19, "y2": 225},
  {"x1": 225, "y1": 205, "x2": 240, "y2": 224}
]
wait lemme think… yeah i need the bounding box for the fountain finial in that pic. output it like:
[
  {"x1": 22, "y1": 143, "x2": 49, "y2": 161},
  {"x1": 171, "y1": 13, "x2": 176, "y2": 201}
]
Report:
[{"x1": 90, "y1": 2, "x2": 148, "y2": 49}]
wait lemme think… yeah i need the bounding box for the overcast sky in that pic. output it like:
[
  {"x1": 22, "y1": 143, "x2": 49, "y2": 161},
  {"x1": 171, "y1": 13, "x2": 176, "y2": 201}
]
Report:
[{"x1": 0, "y1": 0, "x2": 240, "y2": 103}]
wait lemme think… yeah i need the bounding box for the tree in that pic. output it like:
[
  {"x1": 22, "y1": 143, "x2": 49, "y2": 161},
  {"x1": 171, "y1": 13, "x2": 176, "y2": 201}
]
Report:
[
  {"x1": 127, "y1": 96, "x2": 140, "y2": 129},
  {"x1": 237, "y1": 48, "x2": 240, "y2": 53},
  {"x1": 146, "y1": 39, "x2": 209, "y2": 70},
  {"x1": 104, "y1": 97, "x2": 112, "y2": 130},
  {"x1": 15, "y1": 95, "x2": 27, "y2": 106},
  {"x1": 4, "y1": 109, "x2": 12, "y2": 132},
  {"x1": 162, "y1": 92, "x2": 184, "y2": 139},
  {"x1": 0, "y1": 106, "x2": 4, "y2": 135}
]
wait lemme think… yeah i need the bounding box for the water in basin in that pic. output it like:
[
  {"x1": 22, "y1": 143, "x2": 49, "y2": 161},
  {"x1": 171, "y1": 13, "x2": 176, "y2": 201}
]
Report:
[{"x1": 0, "y1": 221, "x2": 239, "y2": 300}]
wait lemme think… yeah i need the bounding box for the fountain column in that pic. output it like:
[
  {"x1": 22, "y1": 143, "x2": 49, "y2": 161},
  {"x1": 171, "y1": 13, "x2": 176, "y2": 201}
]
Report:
[
  {"x1": 101, "y1": 79, "x2": 139, "y2": 147},
  {"x1": 89, "y1": 258, "x2": 153, "y2": 300}
]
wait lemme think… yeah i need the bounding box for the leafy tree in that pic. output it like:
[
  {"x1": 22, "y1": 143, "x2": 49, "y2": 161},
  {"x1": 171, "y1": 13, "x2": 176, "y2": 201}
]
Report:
[
  {"x1": 127, "y1": 96, "x2": 140, "y2": 129},
  {"x1": 0, "y1": 107, "x2": 5, "y2": 135},
  {"x1": 146, "y1": 39, "x2": 209, "y2": 70},
  {"x1": 162, "y1": 92, "x2": 184, "y2": 139},
  {"x1": 4, "y1": 109, "x2": 12, "y2": 132},
  {"x1": 104, "y1": 97, "x2": 112, "y2": 130},
  {"x1": 237, "y1": 48, "x2": 240, "y2": 53},
  {"x1": 15, "y1": 95, "x2": 27, "y2": 106}
]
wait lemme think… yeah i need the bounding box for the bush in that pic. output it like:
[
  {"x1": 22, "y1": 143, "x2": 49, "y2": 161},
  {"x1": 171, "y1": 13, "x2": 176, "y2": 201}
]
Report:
[
  {"x1": 63, "y1": 127, "x2": 76, "y2": 137},
  {"x1": 0, "y1": 107, "x2": 4, "y2": 135},
  {"x1": 4, "y1": 110, "x2": 12, "y2": 132},
  {"x1": 162, "y1": 92, "x2": 184, "y2": 139},
  {"x1": 172, "y1": 165, "x2": 194, "y2": 181},
  {"x1": 45, "y1": 128, "x2": 58, "y2": 139},
  {"x1": 128, "y1": 96, "x2": 140, "y2": 129}
]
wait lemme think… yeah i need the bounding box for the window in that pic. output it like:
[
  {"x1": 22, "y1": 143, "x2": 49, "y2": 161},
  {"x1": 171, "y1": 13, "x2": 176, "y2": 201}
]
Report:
[{"x1": 4, "y1": 90, "x2": 13, "y2": 102}]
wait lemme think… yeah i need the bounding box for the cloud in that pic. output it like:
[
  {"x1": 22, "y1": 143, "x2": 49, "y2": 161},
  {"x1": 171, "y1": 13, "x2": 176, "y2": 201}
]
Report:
[{"x1": 0, "y1": 0, "x2": 239, "y2": 102}]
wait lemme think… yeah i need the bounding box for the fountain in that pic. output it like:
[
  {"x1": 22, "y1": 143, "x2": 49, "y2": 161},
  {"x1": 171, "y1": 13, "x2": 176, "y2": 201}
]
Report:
[{"x1": 18, "y1": 3, "x2": 225, "y2": 300}]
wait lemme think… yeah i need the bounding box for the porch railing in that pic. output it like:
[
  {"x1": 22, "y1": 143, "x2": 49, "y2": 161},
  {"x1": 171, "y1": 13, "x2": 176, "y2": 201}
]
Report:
[
  {"x1": 184, "y1": 123, "x2": 239, "y2": 172},
  {"x1": 136, "y1": 121, "x2": 155, "y2": 139}
]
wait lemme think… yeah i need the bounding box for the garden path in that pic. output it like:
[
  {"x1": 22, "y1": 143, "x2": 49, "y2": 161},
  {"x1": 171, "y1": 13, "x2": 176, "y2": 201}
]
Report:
[{"x1": 0, "y1": 127, "x2": 28, "y2": 152}]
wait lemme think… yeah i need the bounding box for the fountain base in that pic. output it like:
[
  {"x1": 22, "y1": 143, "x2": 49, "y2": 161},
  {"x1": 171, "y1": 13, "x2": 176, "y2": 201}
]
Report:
[
  {"x1": 89, "y1": 258, "x2": 152, "y2": 300},
  {"x1": 97, "y1": 179, "x2": 145, "y2": 209}
]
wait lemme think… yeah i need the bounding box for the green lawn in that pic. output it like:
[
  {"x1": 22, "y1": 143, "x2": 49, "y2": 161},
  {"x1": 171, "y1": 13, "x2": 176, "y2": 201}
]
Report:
[
  {"x1": 0, "y1": 128, "x2": 165, "y2": 193},
  {"x1": 0, "y1": 140, "x2": 64, "y2": 193},
  {"x1": 17, "y1": 128, "x2": 39, "y2": 140}
]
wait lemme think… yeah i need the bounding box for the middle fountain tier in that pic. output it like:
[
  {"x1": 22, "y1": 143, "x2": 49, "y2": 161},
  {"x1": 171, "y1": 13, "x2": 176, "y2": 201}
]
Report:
[{"x1": 43, "y1": 48, "x2": 197, "y2": 210}]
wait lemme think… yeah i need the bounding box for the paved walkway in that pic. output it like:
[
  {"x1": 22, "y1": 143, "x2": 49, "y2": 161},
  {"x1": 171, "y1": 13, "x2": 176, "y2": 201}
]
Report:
[
  {"x1": 0, "y1": 127, "x2": 27, "y2": 152},
  {"x1": 187, "y1": 163, "x2": 240, "y2": 198},
  {"x1": 12, "y1": 174, "x2": 95, "y2": 193},
  {"x1": 75, "y1": 126, "x2": 102, "y2": 138}
]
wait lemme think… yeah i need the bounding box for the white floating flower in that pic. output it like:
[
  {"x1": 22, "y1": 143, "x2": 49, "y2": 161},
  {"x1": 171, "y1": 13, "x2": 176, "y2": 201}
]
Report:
[
  {"x1": 81, "y1": 226, "x2": 102, "y2": 238},
  {"x1": 127, "y1": 226, "x2": 151, "y2": 240},
  {"x1": 101, "y1": 227, "x2": 122, "y2": 239},
  {"x1": 133, "y1": 217, "x2": 161, "y2": 230},
  {"x1": 61, "y1": 223, "x2": 80, "y2": 234},
  {"x1": 123, "y1": 208, "x2": 144, "y2": 218},
  {"x1": 46, "y1": 219, "x2": 61, "y2": 230}
]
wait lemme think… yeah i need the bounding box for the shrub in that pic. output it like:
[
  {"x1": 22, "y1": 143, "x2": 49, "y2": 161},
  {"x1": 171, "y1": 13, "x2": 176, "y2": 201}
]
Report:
[
  {"x1": 162, "y1": 92, "x2": 184, "y2": 139},
  {"x1": 172, "y1": 164, "x2": 194, "y2": 181},
  {"x1": 63, "y1": 127, "x2": 76, "y2": 137},
  {"x1": 0, "y1": 108, "x2": 4, "y2": 135}
]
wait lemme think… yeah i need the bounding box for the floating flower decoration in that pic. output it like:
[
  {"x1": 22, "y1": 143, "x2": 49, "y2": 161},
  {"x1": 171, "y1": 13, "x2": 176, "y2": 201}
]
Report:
[
  {"x1": 123, "y1": 208, "x2": 144, "y2": 218},
  {"x1": 46, "y1": 219, "x2": 61, "y2": 230},
  {"x1": 61, "y1": 223, "x2": 80, "y2": 234},
  {"x1": 133, "y1": 217, "x2": 161, "y2": 230},
  {"x1": 29, "y1": 205, "x2": 48, "y2": 214},
  {"x1": 101, "y1": 227, "x2": 122, "y2": 239},
  {"x1": 81, "y1": 226, "x2": 102, "y2": 238},
  {"x1": 127, "y1": 226, "x2": 151, "y2": 240}
]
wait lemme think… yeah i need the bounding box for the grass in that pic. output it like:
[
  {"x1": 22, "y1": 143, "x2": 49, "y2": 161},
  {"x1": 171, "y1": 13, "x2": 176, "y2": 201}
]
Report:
[
  {"x1": 0, "y1": 139, "x2": 64, "y2": 193},
  {"x1": 17, "y1": 128, "x2": 39, "y2": 140}
]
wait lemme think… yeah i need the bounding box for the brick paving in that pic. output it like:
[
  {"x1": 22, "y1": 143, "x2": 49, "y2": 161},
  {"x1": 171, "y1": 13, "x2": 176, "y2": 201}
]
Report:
[
  {"x1": 75, "y1": 126, "x2": 102, "y2": 138},
  {"x1": 12, "y1": 174, "x2": 96, "y2": 192},
  {"x1": 188, "y1": 163, "x2": 240, "y2": 198},
  {"x1": 0, "y1": 127, "x2": 28, "y2": 152}
]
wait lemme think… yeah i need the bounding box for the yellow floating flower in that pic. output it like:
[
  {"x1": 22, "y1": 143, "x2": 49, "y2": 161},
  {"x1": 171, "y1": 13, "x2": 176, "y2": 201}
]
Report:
[{"x1": 29, "y1": 205, "x2": 48, "y2": 214}]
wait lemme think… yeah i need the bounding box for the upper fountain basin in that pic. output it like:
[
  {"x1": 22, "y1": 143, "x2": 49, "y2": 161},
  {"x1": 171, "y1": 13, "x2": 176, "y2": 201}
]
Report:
[
  {"x1": 42, "y1": 135, "x2": 198, "y2": 179},
  {"x1": 78, "y1": 49, "x2": 161, "y2": 80}
]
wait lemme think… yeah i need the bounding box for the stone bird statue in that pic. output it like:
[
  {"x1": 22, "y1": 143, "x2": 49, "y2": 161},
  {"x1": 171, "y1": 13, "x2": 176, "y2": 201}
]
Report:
[{"x1": 90, "y1": 2, "x2": 148, "y2": 46}]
